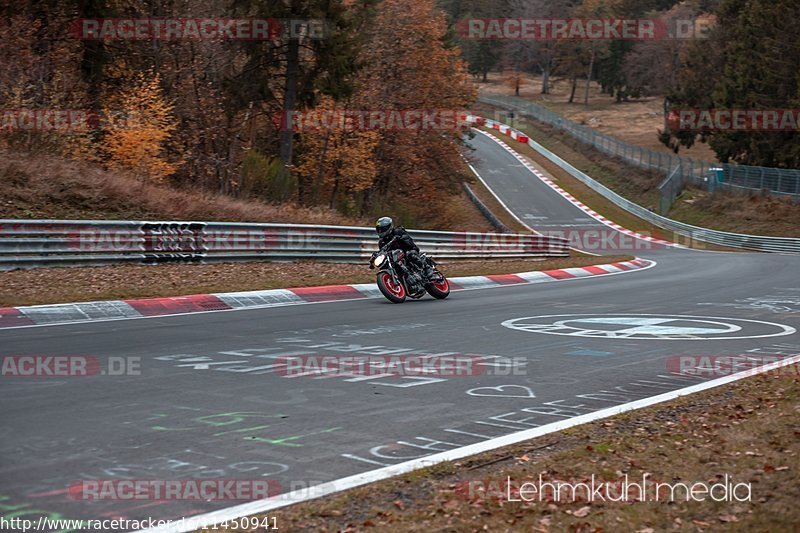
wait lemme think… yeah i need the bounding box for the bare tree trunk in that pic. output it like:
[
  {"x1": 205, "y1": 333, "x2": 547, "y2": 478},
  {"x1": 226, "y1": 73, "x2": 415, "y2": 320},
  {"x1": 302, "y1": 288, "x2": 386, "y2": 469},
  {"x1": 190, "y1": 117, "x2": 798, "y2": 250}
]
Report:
[
  {"x1": 360, "y1": 188, "x2": 372, "y2": 216},
  {"x1": 583, "y1": 47, "x2": 595, "y2": 106},
  {"x1": 541, "y1": 66, "x2": 550, "y2": 94},
  {"x1": 329, "y1": 176, "x2": 340, "y2": 209},
  {"x1": 314, "y1": 129, "x2": 331, "y2": 202},
  {"x1": 568, "y1": 73, "x2": 577, "y2": 103},
  {"x1": 280, "y1": 37, "x2": 299, "y2": 167},
  {"x1": 540, "y1": 43, "x2": 553, "y2": 94}
]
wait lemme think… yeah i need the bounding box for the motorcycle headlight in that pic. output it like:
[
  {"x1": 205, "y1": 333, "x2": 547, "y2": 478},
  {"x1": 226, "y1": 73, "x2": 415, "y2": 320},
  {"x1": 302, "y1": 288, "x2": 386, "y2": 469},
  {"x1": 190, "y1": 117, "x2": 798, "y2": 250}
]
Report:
[{"x1": 372, "y1": 253, "x2": 386, "y2": 268}]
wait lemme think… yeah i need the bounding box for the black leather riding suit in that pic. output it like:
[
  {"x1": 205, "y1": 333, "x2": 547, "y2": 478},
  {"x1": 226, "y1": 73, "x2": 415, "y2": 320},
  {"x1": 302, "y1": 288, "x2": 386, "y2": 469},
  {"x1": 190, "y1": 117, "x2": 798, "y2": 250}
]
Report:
[
  {"x1": 378, "y1": 227, "x2": 428, "y2": 276},
  {"x1": 378, "y1": 227, "x2": 419, "y2": 253}
]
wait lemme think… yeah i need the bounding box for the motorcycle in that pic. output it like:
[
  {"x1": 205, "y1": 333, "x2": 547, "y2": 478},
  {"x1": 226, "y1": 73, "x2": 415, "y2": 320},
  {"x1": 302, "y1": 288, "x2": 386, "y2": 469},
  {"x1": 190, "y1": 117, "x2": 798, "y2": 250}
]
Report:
[{"x1": 369, "y1": 238, "x2": 450, "y2": 304}]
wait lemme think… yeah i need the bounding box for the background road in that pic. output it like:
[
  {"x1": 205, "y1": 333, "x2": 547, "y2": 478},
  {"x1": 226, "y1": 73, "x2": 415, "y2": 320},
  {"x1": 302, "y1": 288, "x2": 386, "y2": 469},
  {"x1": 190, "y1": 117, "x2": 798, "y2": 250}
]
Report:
[
  {"x1": 2, "y1": 131, "x2": 799, "y2": 530},
  {"x1": 468, "y1": 131, "x2": 608, "y2": 236}
]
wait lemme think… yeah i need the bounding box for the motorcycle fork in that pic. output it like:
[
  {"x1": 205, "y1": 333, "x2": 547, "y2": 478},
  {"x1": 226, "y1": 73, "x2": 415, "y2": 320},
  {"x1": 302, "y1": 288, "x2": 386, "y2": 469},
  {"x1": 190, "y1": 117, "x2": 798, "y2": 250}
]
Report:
[{"x1": 382, "y1": 264, "x2": 403, "y2": 287}]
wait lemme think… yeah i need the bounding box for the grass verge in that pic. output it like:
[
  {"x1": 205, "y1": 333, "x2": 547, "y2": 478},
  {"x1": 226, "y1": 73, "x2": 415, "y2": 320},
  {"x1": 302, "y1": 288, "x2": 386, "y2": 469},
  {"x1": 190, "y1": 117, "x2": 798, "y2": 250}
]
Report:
[
  {"x1": 0, "y1": 255, "x2": 633, "y2": 307},
  {"x1": 474, "y1": 104, "x2": 799, "y2": 239},
  {"x1": 241, "y1": 363, "x2": 800, "y2": 532},
  {"x1": 471, "y1": 117, "x2": 739, "y2": 252}
]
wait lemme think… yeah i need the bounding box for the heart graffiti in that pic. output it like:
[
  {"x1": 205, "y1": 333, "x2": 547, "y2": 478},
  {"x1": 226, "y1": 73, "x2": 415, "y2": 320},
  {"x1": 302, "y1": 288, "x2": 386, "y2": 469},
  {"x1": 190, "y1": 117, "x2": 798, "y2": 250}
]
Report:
[{"x1": 466, "y1": 384, "x2": 536, "y2": 399}]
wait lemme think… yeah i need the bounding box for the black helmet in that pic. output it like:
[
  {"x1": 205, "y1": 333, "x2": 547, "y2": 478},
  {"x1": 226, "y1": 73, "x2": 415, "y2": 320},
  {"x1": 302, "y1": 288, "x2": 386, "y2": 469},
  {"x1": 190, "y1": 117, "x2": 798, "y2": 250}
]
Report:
[{"x1": 375, "y1": 216, "x2": 393, "y2": 238}]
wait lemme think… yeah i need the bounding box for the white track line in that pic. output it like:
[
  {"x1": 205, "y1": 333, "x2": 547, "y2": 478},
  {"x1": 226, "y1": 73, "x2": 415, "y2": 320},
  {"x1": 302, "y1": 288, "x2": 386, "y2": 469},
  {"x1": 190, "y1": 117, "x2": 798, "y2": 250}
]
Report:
[
  {"x1": 473, "y1": 123, "x2": 737, "y2": 255},
  {"x1": 134, "y1": 123, "x2": 773, "y2": 532},
  {"x1": 474, "y1": 128, "x2": 678, "y2": 249},
  {"x1": 466, "y1": 158, "x2": 599, "y2": 256},
  {"x1": 138, "y1": 353, "x2": 800, "y2": 532},
  {"x1": 466, "y1": 162, "x2": 537, "y2": 233}
]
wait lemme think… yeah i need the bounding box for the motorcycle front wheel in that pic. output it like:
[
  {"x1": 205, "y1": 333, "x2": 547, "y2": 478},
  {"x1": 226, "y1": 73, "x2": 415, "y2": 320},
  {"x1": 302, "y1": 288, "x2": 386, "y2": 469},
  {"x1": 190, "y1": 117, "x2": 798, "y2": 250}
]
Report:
[{"x1": 377, "y1": 272, "x2": 407, "y2": 303}]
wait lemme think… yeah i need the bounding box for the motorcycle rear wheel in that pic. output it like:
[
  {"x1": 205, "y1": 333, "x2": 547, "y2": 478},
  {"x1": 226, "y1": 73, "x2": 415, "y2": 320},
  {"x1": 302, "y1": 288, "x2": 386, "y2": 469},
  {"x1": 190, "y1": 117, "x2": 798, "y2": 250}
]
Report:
[{"x1": 426, "y1": 274, "x2": 450, "y2": 299}]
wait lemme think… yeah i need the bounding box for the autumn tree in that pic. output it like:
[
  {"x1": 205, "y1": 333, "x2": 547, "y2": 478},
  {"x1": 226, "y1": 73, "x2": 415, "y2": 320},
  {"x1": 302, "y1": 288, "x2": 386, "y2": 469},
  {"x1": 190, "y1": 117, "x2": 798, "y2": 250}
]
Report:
[
  {"x1": 0, "y1": 1, "x2": 91, "y2": 156},
  {"x1": 351, "y1": 0, "x2": 477, "y2": 223},
  {"x1": 5, "y1": 0, "x2": 477, "y2": 224},
  {"x1": 621, "y1": 3, "x2": 701, "y2": 97},
  {"x1": 662, "y1": 0, "x2": 800, "y2": 166},
  {"x1": 100, "y1": 71, "x2": 180, "y2": 182},
  {"x1": 295, "y1": 96, "x2": 379, "y2": 209},
  {"x1": 230, "y1": 0, "x2": 369, "y2": 174},
  {"x1": 445, "y1": 0, "x2": 507, "y2": 82}
]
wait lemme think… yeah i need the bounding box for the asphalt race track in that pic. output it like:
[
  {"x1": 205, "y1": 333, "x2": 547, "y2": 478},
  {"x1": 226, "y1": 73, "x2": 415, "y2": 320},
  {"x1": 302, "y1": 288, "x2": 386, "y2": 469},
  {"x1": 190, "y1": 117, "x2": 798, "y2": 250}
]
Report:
[{"x1": 2, "y1": 131, "x2": 799, "y2": 530}]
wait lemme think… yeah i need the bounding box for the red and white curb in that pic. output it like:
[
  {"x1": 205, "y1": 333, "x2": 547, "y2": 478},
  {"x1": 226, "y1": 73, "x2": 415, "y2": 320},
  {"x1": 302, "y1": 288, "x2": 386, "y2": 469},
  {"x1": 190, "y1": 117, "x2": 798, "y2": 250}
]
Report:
[
  {"x1": 0, "y1": 258, "x2": 654, "y2": 329},
  {"x1": 471, "y1": 121, "x2": 681, "y2": 250}
]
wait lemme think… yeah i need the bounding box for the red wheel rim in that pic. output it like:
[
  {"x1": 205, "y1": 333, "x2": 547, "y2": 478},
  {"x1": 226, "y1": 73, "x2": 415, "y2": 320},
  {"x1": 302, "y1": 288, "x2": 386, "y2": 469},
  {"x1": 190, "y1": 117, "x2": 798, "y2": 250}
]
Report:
[
  {"x1": 381, "y1": 273, "x2": 405, "y2": 297},
  {"x1": 433, "y1": 278, "x2": 449, "y2": 292}
]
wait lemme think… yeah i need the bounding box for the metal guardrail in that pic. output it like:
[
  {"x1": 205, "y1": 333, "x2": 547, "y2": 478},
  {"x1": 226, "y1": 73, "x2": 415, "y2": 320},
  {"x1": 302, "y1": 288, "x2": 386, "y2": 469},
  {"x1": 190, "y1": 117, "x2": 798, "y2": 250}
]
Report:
[
  {"x1": 462, "y1": 182, "x2": 512, "y2": 233},
  {"x1": 470, "y1": 115, "x2": 800, "y2": 254},
  {"x1": 479, "y1": 94, "x2": 800, "y2": 200},
  {"x1": 0, "y1": 220, "x2": 570, "y2": 270}
]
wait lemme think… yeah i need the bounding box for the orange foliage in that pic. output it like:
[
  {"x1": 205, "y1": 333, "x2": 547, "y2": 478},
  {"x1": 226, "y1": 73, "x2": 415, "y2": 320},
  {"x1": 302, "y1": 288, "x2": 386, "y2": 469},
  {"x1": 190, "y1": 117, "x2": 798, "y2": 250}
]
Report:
[
  {"x1": 100, "y1": 71, "x2": 181, "y2": 182},
  {"x1": 0, "y1": 11, "x2": 91, "y2": 158},
  {"x1": 296, "y1": 96, "x2": 380, "y2": 207},
  {"x1": 347, "y1": 0, "x2": 477, "y2": 219}
]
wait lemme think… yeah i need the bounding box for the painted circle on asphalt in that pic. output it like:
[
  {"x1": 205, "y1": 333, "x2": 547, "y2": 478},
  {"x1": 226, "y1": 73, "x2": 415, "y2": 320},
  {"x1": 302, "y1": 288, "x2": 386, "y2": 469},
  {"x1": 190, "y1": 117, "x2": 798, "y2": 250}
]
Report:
[{"x1": 501, "y1": 314, "x2": 796, "y2": 340}]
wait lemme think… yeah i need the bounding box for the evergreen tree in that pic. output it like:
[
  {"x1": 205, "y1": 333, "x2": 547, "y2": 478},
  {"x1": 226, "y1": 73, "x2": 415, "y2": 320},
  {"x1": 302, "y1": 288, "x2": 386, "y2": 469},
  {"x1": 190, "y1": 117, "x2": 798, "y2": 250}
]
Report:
[{"x1": 663, "y1": 0, "x2": 800, "y2": 166}]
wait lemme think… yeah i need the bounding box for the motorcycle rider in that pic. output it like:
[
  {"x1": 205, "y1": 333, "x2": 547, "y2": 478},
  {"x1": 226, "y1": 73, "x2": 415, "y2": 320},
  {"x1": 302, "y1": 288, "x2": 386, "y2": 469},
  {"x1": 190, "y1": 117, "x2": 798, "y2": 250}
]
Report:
[{"x1": 374, "y1": 217, "x2": 435, "y2": 278}]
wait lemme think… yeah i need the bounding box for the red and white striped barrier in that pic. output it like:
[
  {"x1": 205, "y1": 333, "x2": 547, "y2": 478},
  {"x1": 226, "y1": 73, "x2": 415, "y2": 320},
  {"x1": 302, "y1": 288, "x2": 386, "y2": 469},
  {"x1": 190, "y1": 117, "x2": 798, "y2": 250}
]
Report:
[{"x1": 467, "y1": 113, "x2": 529, "y2": 144}]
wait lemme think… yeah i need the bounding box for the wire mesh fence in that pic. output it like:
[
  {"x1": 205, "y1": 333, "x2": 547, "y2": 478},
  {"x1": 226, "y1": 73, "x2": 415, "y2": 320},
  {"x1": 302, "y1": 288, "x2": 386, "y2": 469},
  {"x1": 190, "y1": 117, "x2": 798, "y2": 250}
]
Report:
[
  {"x1": 469, "y1": 114, "x2": 800, "y2": 253},
  {"x1": 479, "y1": 94, "x2": 800, "y2": 209}
]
